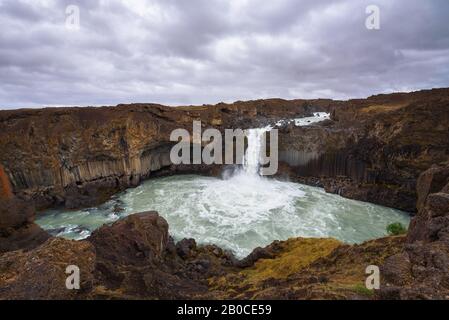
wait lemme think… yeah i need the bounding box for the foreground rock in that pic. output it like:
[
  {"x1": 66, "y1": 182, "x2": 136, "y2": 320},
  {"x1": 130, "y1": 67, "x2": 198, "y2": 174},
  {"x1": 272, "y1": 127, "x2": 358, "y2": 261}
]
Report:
[
  {"x1": 379, "y1": 163, "x2": 449, "y2": 299},
  {"x1": 0, "y1": 210, "x2": 398, "y2": 300},
  {"x1": 0, "y1": 238, "x2": 95, "y2": 299},
  {"x1": 89, "y1": 211, "x2": 202, "y2": 299},
  {"x1": 88, "y1": 211, "x2": 238, "y2": 299},
  {"x1": 208, "y1": 237, "x2": 405, "y2": 299}
]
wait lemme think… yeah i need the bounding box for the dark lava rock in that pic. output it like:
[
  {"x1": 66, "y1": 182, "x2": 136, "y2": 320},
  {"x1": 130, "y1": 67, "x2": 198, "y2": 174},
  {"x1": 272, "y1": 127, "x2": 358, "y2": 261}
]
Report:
[
  {"x1": 378, "y1": 163, "x2": 449, "y2": 300},
  {"x1": 88, "y1": 211, "x2": 169, "y2": 266},
  {"x1": 176, "y1": 238, "x2": 197, "y2": 259},
  {"x1": 0, "y1": 197, "x2": 50, "y2": 253},
  {"x1": 0, "y1": 238, "x2": 95, "y2": 299},
  {"x1": 236, "y1": 246, "x2": 275, "y2": 268}
]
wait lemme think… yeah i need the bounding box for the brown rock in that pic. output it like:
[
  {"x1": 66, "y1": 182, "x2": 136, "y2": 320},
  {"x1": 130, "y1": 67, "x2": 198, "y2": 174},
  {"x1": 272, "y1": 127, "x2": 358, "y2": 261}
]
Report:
[
  {"x1": 0, "y1": 197, "x2": 50, "y2": 253},
  {"x1": 427, "y1": 193, "x2": 449, "y2": 217},
  {"x1": 0, "y1": 238, "x2": 95, "y2": 299},
  {"x1": 0, "y1": 164, "x2": 13, "y2": 199},
  {"x1": 380, "y1": 163, "x2": 449, "y2": 299},
  {"x1": 89, "y1": 211, "x2": 169, "y2": 266},
  {"x1": 87, "y1": 212, "x2": 211, "y2": 299}
]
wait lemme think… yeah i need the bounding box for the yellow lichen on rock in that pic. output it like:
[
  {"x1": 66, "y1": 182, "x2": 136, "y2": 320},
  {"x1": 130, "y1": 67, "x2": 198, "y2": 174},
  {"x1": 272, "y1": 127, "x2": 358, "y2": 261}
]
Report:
[{"x1": 241, "y1": 238, "x2": 341, "y2": 283}]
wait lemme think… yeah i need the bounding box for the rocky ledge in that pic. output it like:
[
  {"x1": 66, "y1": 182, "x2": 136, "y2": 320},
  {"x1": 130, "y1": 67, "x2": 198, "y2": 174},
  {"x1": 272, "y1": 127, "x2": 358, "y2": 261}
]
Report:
[{"x1": 1, "y1": 163, "x2": 448, "y2": 299}]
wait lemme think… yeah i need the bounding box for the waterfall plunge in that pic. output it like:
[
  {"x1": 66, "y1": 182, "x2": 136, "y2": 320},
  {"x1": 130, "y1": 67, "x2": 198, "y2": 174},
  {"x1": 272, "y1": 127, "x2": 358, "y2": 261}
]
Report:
[{"x1": 242, "y1": 128, "x2": 269, "y2": 176}]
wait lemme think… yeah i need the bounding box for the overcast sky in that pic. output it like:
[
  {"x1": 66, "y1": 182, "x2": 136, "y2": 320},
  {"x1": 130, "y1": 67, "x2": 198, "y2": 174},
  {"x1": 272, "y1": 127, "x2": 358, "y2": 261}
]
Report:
[{"x1": 0, "y1": 0, "x2": 448, "y2": 109}]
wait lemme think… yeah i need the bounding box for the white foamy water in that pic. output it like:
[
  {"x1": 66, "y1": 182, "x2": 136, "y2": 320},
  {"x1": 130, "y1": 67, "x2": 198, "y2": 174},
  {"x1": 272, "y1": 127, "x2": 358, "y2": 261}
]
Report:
[
  {"x1": 243, "y1": 127, "x2": 268, "y2": 175},
  {"x1": 273, "y1": 112, "x2": 331, "y2": 127},
  {"x1": 36, "y1": 112, "x2": 409, "y2": 258},
  {"x1": 37, "y1": 174, "x2": 410, "y2": 258}
]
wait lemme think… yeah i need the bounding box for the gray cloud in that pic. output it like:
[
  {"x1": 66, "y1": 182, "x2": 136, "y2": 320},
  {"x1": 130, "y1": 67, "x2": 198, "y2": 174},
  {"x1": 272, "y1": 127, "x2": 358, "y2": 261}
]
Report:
[{"x1": 0, "y1": 0, "x2": 448, "y2": 109}]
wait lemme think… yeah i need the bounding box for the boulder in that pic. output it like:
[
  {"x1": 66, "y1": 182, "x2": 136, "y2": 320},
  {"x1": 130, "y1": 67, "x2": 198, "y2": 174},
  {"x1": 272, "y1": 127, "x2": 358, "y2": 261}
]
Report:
[{"x1": 89, "y1": 211, "x2": 169, "y2": 266}]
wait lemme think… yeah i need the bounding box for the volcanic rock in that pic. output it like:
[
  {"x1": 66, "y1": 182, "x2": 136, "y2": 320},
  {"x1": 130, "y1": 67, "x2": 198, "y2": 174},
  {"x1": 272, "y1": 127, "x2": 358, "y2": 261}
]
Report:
[
  {"x1": 378, "y1": 163, "x2": 449, "y2": 299},
  {"x1": 0, "y1": 238, "x2": 95, "y2": 299}
]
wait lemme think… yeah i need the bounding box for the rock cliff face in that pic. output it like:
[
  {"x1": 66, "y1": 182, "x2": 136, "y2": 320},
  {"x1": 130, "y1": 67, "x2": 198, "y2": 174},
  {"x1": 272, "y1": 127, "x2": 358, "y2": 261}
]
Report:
[
  {"x1": 278, "y1": 88, "x2": 449, "y2": 212},
  {"x1": 0, "y1": 99, "x2": 331, "y2": 210},
  {"x1": 1, "y1": 89, "x2": 447, "y2": 213},
  {"x1": 378, "y1": 162, "x2": 449, "y2": 299}
]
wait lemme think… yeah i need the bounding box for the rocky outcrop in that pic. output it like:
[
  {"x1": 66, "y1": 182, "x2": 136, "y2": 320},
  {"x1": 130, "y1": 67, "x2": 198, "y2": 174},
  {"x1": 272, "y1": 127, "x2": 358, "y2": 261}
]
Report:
[
  {"x1": 209, "y1": 236, "x2": 405, "y2": 300},
  {"x1": 379, "y1": 163, "x2": 449, "y2": 299},
  {"x1": 0, "y1": 198, "x2": 50, "y2": 253},
  {"x1": 87, "y1": 211, "x2": 198, "y2": 299},
  {"x1": 0, "y1": 164, "x2": 49, "y2": 253},
  {"x1": 0, "y1": 209, "x2": 405, "y2": 300},
  {"x1": 87, "y1": 211, "x2": 237, "y2": 299}
]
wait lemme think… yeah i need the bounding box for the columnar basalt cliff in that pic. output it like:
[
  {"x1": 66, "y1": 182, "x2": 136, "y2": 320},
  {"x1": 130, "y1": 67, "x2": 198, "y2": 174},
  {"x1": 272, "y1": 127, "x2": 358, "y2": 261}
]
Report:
[
  {"x1": 0, "y1": 99, "x2": 332, "y2": 210},
  {"x1": 277, "y1": 88, "x2": 449, "y2": 212},
  {"x1": 378, "y1": 162, "x2": 449, "y2": 299},
  {"x1": 1, "y1": 89, "x2": 448, "y2": 213}
]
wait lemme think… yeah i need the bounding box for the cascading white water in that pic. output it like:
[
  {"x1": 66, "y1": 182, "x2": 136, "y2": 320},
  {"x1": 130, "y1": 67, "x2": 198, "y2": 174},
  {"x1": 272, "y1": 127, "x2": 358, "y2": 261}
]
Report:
[{"x1": 242, "y1": 128, "x2": 269, "y2": 176}]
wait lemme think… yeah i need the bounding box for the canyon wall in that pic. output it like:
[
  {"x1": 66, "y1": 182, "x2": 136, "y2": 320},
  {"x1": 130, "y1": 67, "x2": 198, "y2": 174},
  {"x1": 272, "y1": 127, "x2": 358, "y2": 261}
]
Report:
[
  {"x1": 278, "y1": 88, "x2": 449, "y2": 212},
  {"x1": 0, "y1": 89, "x2": 448, "y2": 213},
  {"x1": 0, "y1": 99, "x2": 332, "y2": 210}
]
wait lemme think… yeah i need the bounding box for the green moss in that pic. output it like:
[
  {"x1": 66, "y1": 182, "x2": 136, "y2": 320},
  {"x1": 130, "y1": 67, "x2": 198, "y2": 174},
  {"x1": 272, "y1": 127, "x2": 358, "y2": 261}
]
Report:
[
  {"x1": 386, "y1": 222, "x2": 407, "y2": 236},
  {"x1": 352, "y1": 284, "x2": 375, "y2": 297}
]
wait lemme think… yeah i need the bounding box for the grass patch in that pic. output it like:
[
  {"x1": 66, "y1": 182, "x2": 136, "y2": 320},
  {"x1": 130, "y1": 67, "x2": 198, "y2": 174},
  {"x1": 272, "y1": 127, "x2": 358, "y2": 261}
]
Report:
[
  {"x1": 386, "y1": 222, "x2": 407, "y2": 236},
  {"x1": 352, "y1": 284, "x2": 375, "y2": 297}
]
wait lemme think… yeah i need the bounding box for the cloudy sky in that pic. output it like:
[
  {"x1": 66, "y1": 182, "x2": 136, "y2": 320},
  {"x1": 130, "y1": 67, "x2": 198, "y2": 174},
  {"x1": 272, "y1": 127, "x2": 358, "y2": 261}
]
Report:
[{"x1": 0, "y1": 0, "x2": 448, "y2": 109}]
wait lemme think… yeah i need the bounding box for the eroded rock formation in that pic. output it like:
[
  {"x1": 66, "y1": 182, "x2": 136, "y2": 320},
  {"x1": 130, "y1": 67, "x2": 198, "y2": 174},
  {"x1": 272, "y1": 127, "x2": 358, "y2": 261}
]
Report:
[
  {"x1": 379, "y1": 163, "x2": 449, "y2": 299},
  {"x1": 278, "y1": 88, "x2": 449, "y2": 211},
  {"x1": 0, "y1": 164, "x2": 49, "y2": 253}
]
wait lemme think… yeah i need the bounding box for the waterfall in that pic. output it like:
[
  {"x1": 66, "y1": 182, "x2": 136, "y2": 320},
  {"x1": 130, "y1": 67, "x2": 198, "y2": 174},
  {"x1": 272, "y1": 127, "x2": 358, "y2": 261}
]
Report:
[
  {"x1": 240, "y1": 113, "x2": 331, "y2": 176},
  {"x1": 242, "y1": 128, "x2": 269, "y2": 176}
]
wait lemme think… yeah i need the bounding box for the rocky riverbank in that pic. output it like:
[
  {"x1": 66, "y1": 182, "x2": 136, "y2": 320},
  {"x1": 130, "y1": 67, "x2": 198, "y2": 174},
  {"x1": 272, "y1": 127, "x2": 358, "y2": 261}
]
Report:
[{"x1": 1, "y1": 163, "x2": 448, "y2": 299}]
